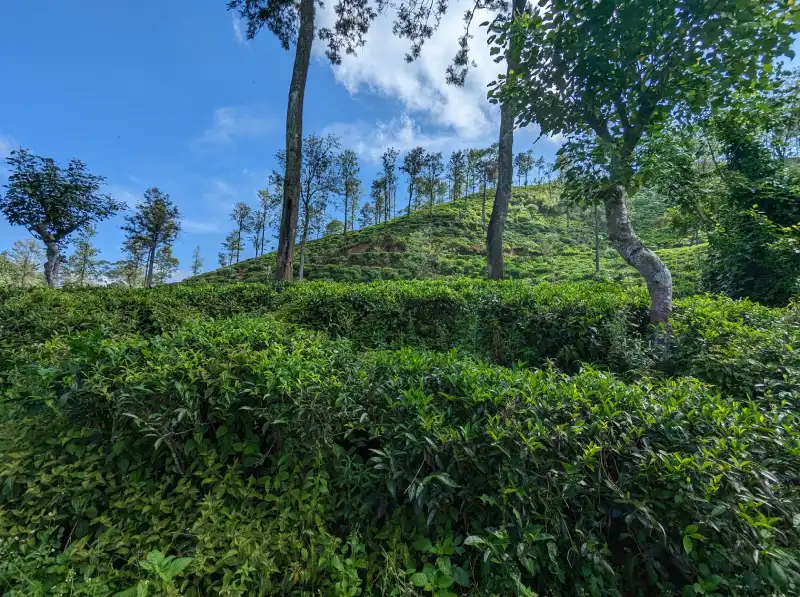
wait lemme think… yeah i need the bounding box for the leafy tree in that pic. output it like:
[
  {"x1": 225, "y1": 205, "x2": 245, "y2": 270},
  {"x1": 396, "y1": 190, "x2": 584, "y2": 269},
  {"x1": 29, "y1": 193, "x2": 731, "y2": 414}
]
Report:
[
  {"x1": 191, "y1": 245, "x2": 204, "y2": 276},
  {"x1": 381, "y1": 148, "x2": 399, "y2": 221},
  {"x1": 6, "y1": 239, "x2": 44, "y2": 286},
  {"x1": 370, "y1": 177, "x2": 386, "y2": 224},
  {"x1": 514, "y1": 150, "x2": 534, "y2": 186},
  {"x1": 274, "y1": 134, "x2": 340, "y2": 280},
  {"x1": 0, "y1": 148, "x2": 123, "y2": 287},
  {"x1": 122, "y1": 188, "x2": 180, "y2": 288},
  {"x1": 473, "y1": 146, "x2": 497, "y2": 230},
  {"x1": 222, "y1": 231, "x2": 243, "y2": 266},
  {"x1": 324, "y1": 219, "x2": 344, "y2": 236},
  {"x1": 229, "y1": 201, "x2": 252, "y2": 264},
  {"x1": 218, "y1": 251, "x2": 230, "y2": 268},
  {"x1": 63, "y1": 225, "x2": 106, "y2": 287},
  {"x1": 447, "y1": 150, "x2": 466, "y2": 204},
  {"x1": 422, "y1": 152, "x2": 444, "y2": 214},
  {"x1": 0, "y1": 251, "x2": 14, "y2": 285},
  {"x1": 400, "y1": 147, "x2": 427, "y2": 216},
  {"x1": 229, "y1": 0, "x2": 388, "y2": 280},
  {"x1": 153, "y1": 246, "x2": 179, "y2": 285},
  {"x1": 492, "y1": 0, "x2": 799, "y2": 322},
  {"x1": 358, "y1": 201, "x2": 375, "y2": 228},
  {"x1": 337, "y1": 149, "x2": 361, "y2": 238}
]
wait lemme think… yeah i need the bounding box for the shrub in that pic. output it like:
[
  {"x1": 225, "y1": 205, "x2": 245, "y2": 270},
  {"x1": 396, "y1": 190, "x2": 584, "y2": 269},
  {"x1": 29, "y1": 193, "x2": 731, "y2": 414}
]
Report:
[{"x1": 3, "y1": 315, "x2": 799, "y2": 595}]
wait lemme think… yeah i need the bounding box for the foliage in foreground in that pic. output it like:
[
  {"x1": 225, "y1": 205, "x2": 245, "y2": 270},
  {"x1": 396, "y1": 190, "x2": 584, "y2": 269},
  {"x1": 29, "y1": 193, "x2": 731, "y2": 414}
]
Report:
[{"x1": 2, "y1": 308, "x2": 800, "y2": 595}]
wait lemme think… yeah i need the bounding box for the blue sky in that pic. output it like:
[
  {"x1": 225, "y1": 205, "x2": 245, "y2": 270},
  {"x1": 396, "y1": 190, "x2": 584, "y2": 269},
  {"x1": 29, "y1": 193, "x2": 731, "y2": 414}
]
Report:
[{"x1": 0, "y1": 2, "x2": 796, "y2": 278}]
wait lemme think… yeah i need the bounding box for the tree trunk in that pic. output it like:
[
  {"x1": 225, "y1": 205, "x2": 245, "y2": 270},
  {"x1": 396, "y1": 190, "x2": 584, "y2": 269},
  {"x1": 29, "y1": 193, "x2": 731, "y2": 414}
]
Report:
[
  {"x1": 594, "y1": 201, "x2": 600, "y2": 274},
  {"x1": 407, "y1": 182, "x2": 414, "y2": 216},
  {"x1": 43, "y1": 239, "x2": 61, "y2": 288},
  {"x1": 481, "y1": 183, "x2": 487, "y2": 230},
  {"x1": 145, "y1": 242, "x2": 157, "y2": 288},
  {"x1": 604, "y1": 184, "x2": 672, "y2": 323},
  {"x1": 298, "y1": 214, "x2": 310, "y2": 282},
  {"x1": 275, "y1": 0, "x2": 314, "y2": 281},
  {"x1": 343, "y1": 191, "x2": 349, "y2": 240},
  {"x1": 487, "y1": 0, "x2": 523, "y2": 281}
]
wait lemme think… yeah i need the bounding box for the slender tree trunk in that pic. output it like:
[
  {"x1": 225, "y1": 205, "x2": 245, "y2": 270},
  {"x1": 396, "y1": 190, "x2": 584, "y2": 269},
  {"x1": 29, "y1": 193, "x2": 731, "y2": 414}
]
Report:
[
  {"x1": 145, "y1": 242, "x2": 157, "y2": 288},
  {"x1": 407, "y1": 182, "x2": 414, "y2": 216},
  {"x1": 604, "y1": 184, "x2": 672, "y2": 323},
  {"x1": 594, "y1": 201, "x2": 600, "y2": 274},
  {"x1": 298, "y1": 213, "x2": 310, "y2": 282},
  {"x1": 275, "y1": 0, "x2": 314, "y2": 281},
  {"x1": 236, "y1": 226, "x2": 242, "y2": 263},
  {"x1": 343, "y1": 191, "x2": 349, "y2": 240},
  {"x1": 481, "y1": 181, "x2": 487, "y2": 230},
  {"x1": 487, "y1": 4, "x2": 523, "y2": 281}
]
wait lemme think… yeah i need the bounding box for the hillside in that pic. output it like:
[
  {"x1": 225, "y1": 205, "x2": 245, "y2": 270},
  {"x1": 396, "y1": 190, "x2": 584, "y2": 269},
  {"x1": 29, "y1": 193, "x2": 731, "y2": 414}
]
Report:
[{"x1": 193, "y1": 185, "x2": 705, "y2": 296}]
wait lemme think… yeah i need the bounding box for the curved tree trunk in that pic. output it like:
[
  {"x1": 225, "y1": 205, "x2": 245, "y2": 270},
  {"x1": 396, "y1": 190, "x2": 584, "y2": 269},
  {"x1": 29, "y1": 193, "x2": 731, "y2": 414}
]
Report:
[
  {"x1": 604, "y1": 184, "x2": 672, "y2": 323},
  {"x1": 43, "y1": 240, "x2": 61, "y2": 287},
  {"x1": 275, "y1": 0, "x2": 314, "y2": 281}
]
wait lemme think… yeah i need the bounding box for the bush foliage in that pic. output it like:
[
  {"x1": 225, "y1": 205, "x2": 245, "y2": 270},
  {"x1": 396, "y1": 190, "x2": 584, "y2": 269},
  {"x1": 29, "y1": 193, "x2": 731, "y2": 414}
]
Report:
[{"x1": 1, "y1": 281, "x2": 799, "y2": 595}]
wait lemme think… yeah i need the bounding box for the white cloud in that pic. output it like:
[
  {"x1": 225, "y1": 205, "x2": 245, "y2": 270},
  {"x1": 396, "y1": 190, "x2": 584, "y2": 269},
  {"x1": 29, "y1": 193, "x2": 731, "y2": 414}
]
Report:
[
  {"x1": 316, "y1": 6, "x2": 509, "y2": 150},
  {"x1": 168, "y1": 270, "x2": 191, "y2": 283},
  {"x1": 182, "y1": 218, "x2": 222, "y2": 234},
  {"x1": 324, "y1": 112, "x2": 474, "y2": 163},
  {"x1": 0, "y1": 134, "x2": 16, "y2": 159},
  {"x1": 194, "y1": 106, "x2": 273, "y2": 147},
  {"x1": 232, "y1": 14, "x2": 246, "y2": 45},
  {"x1": 107, "y1": 185, "x2": 140, "y2": 208}
]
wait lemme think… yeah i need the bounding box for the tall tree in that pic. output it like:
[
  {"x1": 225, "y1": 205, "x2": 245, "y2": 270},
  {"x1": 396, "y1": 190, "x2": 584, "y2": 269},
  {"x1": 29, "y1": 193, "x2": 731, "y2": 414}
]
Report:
[
  {"x1": 492, "y1": 0, "x2": 798, "y2": 322},
  {"x1": 0, "y1": 148, "x2": 123, "y2": 287},
  {"x1": 337, "y1": 149, "x2": 361, "y2": 238},
  {"x1": 370, "y1": 177, "x2": 386, "y2": 224},
  {"x1": 222, "y1": 231, "x2": 243, "y2": 266},
  {"x1": 229, "y1": 0, "x2": 387, "y2": 281},
  {"x1": 447, "y1": 150, "x2": 467, "y2": 203},
  {"x1": 230, "y1": 201, "x2": 252, "y2": 263},
  {"x1": 400, "y1": 147, "x2": 427, "y2": 216},
  {"x1": 153, "y1": 246, "x2": 179, "y2": 285},
  {"x1": 514, "y1": 150, "x2": 534, "y2": 186},
  {"x1": 122, "y1": 187, "x2": 180, "y2": 288},
  {"x1": 218, "y1": 251, "x2": 230, "y2": 268},
  {"x1": 191, "y1": 245, "x2": 204, "y2": 276},
  {"x1": 274, "y1": 134, "x2": 340, "y2": 281},
  {"x1": 487, "y1": 0, "x2": 528, "y2": 279},
  {"x1": 6, "y1": 239, "x2": 43, "y2": 287},
  {"x1": 422, "y1": 152, "x2": 445, "y2": 214},
  {"x1": 381, "y1": 148, "x2": 399, "y2": 221},
  {"x1": 63, "y1": 225, "x2": 105, "y2": 287},
  {"x1": 359, "y1": 201, "x2": 375, "y2": 228}
]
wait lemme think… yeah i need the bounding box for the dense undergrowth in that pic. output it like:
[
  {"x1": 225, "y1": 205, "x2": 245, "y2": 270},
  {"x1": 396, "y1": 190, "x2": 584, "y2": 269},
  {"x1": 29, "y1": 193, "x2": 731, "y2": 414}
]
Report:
[{"x1": 1, "y1": 281, "x2": 799, "y2": 596}]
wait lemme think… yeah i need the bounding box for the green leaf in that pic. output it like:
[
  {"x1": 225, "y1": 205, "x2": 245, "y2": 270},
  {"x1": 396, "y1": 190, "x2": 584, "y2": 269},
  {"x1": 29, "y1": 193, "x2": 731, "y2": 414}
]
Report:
[
  {"x1": 683, "y1": 535, "x2": 693, "y2": 554},
  {"x1": 410, "y1": 572, "x2": 429, "y2": 588}
]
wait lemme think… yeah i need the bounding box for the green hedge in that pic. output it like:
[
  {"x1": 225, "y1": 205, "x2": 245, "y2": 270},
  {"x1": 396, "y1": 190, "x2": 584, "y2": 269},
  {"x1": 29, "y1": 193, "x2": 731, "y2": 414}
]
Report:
[{"x1": 3, "y1": 315, "x2": 799, "y2": 595}]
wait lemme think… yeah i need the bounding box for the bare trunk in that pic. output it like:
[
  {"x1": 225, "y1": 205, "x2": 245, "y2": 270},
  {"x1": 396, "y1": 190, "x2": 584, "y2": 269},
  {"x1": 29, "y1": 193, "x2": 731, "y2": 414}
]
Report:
[
  {"x1": 275, "y1": 0, "x2": 314, "y2": 281},
  {"x1": 343, "y1": 190, "x2": 349, "y2": 240},
  {"x1": 487, "y1": 4, "x2": 523, "y2": 280},
  {"x1": 594, "y1": 201, "x2": 600, "y2": 274},
  {"x1": 605, "y1": 184, "x2": 672, "y2": 323},
  {"x1": 43, "y1": 239, "x2": 61, "y2": 288},
  {"x1": 481, "y1": 182, "x2": 487, "y2": 230},
  {"x1": 407, "y1": 182, "x2": 414, "y2": 216},
  {"x1": 145, "y1": 242, "x2": 157, "y2": 288},
  {"x1": 298, "y1": 213, "x2": 310, "y2": 282}
]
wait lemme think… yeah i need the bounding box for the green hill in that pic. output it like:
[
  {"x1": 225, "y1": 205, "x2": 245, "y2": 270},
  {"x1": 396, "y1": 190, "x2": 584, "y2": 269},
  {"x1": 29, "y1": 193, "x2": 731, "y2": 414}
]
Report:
[{"x1": 193, "y1": 185, "x2": 705, "y2": 296}]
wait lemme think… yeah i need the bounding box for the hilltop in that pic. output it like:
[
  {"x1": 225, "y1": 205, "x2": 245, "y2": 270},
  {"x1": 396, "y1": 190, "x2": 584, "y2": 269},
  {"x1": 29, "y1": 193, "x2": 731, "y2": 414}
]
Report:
[{"x1": 193, "y1": 185, "x2": 704, "y2": 296}]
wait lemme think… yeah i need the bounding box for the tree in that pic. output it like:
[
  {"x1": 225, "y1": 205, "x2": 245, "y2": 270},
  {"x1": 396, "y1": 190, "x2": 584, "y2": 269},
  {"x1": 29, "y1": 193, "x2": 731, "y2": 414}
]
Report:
[
  {"x1": 514, "y1": 150, "x2": 534, "y2": 186},
  {"x1": 400, "y1": 147, "x2": 427, "y2": 216},
  {"x1": 422, "y1": 152, "x2": 444, "y2": 214},
  {"x1": 359, "y1": 201, "x2": 375, "y2": 228},
  {"x1": 122, "y1": 187, "x2": 180, "y2": 288},
  {"x1": 222, "y1": 231, "x2": 243, "y2": 266},
  {"x1": 0, "y1": 148, "x2": 123, "y2": 287},
  {"x1": 229, "y1": 0, "x2": 385, "y2": 281},
  {"x1": 230, "y1": 201, "x2": 252, "y2": 264},
  {"x1": 473, "y1": 147, "x2": 497, "y2": 230},
  {"x1": 337, "y1": 149, "x2": 361, "y2": 238},
  {"x1": 381, "y1": 148, "x2": 399, "y2": 221},
  {"x1": 6, "y1": 239, "x2": 43, "y2": 286},
  {"x1": 218, "y1": 252, "x2": 230, "y2": 268},
  {"x1": 274, "y1": 134, "x2": 340, "y2": 281},
  {"x1": 63, "y1": 225, "x2": 105, "y2": 287},
  {"x1": 325, "y1": 219, "x2": 344, "y2": 236},
  {"x1": 153, "y1": 246, "x2": 179, "y2": 285},
  {"x1": 191, "y1": 246, "x2": 204, "y2": 276},
  {"x1": 493, "y1": 0, "x2": 799, "y2": 323},
  {"x1": 370, "y1": 178, "x2": 386, "y2": 224},
  {"x1": 447, "y1": 150, "x2": 467, "y2": 203}
]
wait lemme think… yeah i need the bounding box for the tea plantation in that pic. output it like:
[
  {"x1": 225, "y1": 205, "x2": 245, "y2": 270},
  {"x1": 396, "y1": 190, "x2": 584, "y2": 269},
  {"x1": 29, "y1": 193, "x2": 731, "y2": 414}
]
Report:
[{"x1": 1, "y1": 279, "x2": 799, "y2": 596}]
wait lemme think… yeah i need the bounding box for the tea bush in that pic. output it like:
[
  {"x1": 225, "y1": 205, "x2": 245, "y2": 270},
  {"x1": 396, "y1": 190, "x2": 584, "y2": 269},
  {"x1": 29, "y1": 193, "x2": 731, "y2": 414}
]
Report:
[{"x1": 3, "y1": 314, "x2": 800, "y2": 595}]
